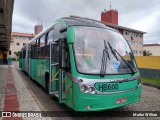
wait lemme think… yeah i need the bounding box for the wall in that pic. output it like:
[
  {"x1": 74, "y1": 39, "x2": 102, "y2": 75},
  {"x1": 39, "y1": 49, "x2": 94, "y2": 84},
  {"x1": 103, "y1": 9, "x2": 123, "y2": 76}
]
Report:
[
  {"x1": 0, "y1": 51, "x2": 2, "y2": 64},
  {"x1": 143, "y1": 46, "x2": 160, "y2": 56},
  {"x1": 0, "y1": 51, "x2": 8, "y2": 64},
  {"x1": 135, "y1": 56, "x2": 160, "y2": 78}
]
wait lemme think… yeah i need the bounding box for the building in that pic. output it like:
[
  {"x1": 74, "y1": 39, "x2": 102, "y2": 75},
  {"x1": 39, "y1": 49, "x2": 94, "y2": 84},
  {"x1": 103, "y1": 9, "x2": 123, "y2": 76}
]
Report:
[
  {"x1": 101, "y1": 9, "x2": 118, "y2": 25},
  {"x1": 143, "y1": 44, "x2": 160, "y2": 56},
  {"x1": 0, "y1": 0, "x2": 14, "y2": 64},
  {"x1": 10, "y1": 32, "x2": 35, "y2": 59},
  {"x1": 101, "y1": 9, "x2": 146, "y2": 56},
  {"x1": 34, "y1": 24, "x2": 43, "y2": 34},
  {"x1": 10, "y1": 24, "x2": 43, "y2": 59}
]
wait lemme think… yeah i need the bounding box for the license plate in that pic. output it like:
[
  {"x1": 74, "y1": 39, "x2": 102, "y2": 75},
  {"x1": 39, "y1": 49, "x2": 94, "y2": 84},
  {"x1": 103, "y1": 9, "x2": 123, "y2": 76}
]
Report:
[
  {"x1": 116, "y1": 98, "x2": 126, "y2": 104},
  {"x1": 96, "y1": 83, "x2": 119, "y2": 92}
]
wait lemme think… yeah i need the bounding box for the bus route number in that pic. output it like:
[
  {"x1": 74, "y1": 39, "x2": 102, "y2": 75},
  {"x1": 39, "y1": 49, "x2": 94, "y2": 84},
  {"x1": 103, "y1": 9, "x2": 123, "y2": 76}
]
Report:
[{"x1": 98, "y1": 83, "x2": 119, "y2": 92}]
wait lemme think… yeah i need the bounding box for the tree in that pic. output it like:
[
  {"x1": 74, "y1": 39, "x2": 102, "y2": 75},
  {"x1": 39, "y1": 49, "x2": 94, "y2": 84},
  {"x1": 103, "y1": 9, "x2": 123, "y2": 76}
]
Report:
[
  {"x1": 14, "y1": 51, "x2": 20, "y2": 60},
  {"x1": 143, "y1": 50, "x2": 152, "y2": 56}
]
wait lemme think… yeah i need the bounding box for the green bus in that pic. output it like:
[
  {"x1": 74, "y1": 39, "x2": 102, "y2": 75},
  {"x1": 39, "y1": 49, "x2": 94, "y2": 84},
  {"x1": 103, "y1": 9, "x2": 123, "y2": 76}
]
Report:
[{"x1": 19, "y1": 16, "x2": 142, "y2": 111}]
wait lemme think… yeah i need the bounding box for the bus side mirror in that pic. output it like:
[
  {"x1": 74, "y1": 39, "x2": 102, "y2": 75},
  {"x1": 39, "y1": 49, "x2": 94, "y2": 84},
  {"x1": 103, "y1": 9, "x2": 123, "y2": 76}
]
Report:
[{"x1": 59, "y1": 40, "x2": 70, "y2": 71}]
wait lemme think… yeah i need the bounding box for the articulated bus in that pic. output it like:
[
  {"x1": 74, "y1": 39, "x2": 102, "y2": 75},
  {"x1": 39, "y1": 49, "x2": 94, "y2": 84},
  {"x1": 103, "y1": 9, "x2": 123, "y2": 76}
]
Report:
[{"x1": 19, "y1": 16, "x2": 142, "y2": 111}]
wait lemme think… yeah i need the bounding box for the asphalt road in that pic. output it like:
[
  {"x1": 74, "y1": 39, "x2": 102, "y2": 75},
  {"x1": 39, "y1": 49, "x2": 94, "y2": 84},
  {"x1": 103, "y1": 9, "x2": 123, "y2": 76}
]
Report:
[{"x1": 13, "y1": 62, "x2": 160, "y2": 120}]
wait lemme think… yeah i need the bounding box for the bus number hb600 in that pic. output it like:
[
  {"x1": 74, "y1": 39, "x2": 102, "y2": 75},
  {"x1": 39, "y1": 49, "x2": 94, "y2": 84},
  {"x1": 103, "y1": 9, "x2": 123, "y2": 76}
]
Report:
[{"x1": 98, "y1": 83, "x2": 119, "y2": 92}]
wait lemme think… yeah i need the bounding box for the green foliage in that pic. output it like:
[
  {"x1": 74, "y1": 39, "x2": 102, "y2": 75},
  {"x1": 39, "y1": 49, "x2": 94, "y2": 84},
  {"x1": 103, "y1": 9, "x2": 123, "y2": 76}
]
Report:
[
  {"x1": 143, "y1": 50, "x2": 152, "y2": 56},
  {"x1": 141, "y1": 77, "x2": 160, "y2": 85},
  {"x1": 12, "y1": 58, "x2": 19, "y2": 61},
  {"x1": 14, "y1": 51, "x2": 20, "y2": 59}
]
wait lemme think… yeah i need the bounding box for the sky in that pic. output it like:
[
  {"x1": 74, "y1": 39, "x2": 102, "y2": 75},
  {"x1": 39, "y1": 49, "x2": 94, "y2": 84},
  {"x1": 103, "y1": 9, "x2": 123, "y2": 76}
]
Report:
[{"x1": 12, "y1": 0, "x2": 160, "y2": 44}]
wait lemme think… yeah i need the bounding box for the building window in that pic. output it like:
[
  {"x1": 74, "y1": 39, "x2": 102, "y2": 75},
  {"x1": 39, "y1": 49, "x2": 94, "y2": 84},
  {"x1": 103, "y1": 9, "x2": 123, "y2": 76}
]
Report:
[
  {"x1": 131, "y1": 32, "x2": 134, "y2": 37},
  {"x1": 17, "y1": 43, "x2": 20, "y2": 46},
  {"x1": 16, "y1": 36, "x2": 19, "y2": 39},
  {"x1": 28, "y1": 37, "x2": 32, "y2": 40},
  {"x1": 140, "y1": 42, "x2": 143, "y2": 45},
  {"x1": 125, "y1": 31, "x2": 128, "y2": 35},
  {"x1": 140, "y1": 34, "x2": 143, "y2": 38},
  {"x1": 135, "y1": 41, "x2": 138, "y2": 46},
  {"x1": 23, "y1": 43, "x2": 26, "y2": 46},
  {"x1": 135, "y1": 50, "x2": 137, "y2": 54},
  {"x1": 139, "y1": 50, "x2": 142, "y2": 54},
  {"x1": 131, "y1": 36, "x2": 134, "y2": 41},
  {"x1": 133, "y1": 50, "x2": 135, "y2": 54},
  {"x1": 131, "y1": 32, "x2": 136, "y2": 37},
  {"x1": 131, "y1": 41, "x2": 135, "y2": 46}
]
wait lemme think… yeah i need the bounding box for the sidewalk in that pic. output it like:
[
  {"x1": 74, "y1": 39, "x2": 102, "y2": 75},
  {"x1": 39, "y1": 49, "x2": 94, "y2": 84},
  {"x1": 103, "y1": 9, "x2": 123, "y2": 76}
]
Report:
[{"x1": 0, "y1": 65, "x2": 51, "y2": 120}]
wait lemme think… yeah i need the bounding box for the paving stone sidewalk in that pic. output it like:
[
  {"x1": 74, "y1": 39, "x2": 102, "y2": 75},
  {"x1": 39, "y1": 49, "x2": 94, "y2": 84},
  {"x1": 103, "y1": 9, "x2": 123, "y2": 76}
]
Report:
[{"x1": 0, "y1": 65, "x2": 52, "y2": 120}]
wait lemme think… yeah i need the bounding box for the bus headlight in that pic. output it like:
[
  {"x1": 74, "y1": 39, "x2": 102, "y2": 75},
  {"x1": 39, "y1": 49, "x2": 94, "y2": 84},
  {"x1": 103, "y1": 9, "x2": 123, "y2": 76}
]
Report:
[
  {"x1": 89, "y1": 87, "x2": 95, "y2": 92},
  {"x1": 89, "y1": 87, "x2": 96, "y2": 94},
  {"x1": 80, "y1": 85, "x2": 88, "y2": 92},
  {"x1": 80, "y1": 85, "x2": 96, "y2": 94}
]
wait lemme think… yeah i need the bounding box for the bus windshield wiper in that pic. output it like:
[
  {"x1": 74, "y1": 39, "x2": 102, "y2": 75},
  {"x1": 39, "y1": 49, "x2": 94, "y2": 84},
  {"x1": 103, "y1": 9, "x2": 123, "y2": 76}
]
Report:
[
  {"x1": 107, "y1": 42, "x2": 135, "y2": 75},
  {"x1": 100, "y1": 40, "x2": 110, "y2": 77}
]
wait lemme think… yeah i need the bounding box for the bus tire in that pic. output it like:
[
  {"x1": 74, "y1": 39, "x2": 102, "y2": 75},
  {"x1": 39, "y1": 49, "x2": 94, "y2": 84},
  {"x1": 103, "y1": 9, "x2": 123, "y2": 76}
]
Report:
[{"x1": 45, "y1": 72, "x2": 49, "y2": 93}]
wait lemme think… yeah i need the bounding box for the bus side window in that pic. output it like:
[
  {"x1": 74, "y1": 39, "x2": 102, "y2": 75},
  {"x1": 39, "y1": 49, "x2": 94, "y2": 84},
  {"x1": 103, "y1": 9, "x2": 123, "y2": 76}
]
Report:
[
  {"x1": 19, "y1": 51, "x2": 22, "y2": 59},
  {"x1": 47, "y1": 29, "x2": 54, "y2": 45},
  {"x1": 52, "y1": 44, "x2": 59, "y2": 64},
  {"x1": 53, "y1": 23, "x2": 63, "y2": 41},
  {"x1": 22, "y1": 49, "x2": 26, "y2": 59},
  {"x1": 35, "y1": 39, "x2": 39, "y2": 58},
  {"x1": 39, "y1": 35, "x2": 45, "y2": 58},
  {"x1": 31, "y1": 40, "x2": 37, "y2": 58},
  {"x1": 28, "y1": 45, "x2": 31, "y2": 59},
  {"x1": 45, "y1": 29, "x2": 54, "y2": 58},
  {"x1": 31, "y1": 45, "x2": 33, "y2": 58}
]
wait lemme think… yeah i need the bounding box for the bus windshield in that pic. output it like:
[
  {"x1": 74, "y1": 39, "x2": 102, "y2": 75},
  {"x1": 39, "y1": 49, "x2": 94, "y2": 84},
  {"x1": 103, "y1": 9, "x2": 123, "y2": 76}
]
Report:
[{"x1": 73, "y1": 26, "x2": 137, "y2": 75}]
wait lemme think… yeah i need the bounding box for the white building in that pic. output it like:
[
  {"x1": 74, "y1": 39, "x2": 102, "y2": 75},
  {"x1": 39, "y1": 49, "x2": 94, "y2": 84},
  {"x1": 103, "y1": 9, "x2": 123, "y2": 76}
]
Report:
[
  {"x1": 10, "y1": 32, "x2": 35, "y2": 58},
  {"x1": 143, "y1": 44, "x2": 160, "y2": 56}
]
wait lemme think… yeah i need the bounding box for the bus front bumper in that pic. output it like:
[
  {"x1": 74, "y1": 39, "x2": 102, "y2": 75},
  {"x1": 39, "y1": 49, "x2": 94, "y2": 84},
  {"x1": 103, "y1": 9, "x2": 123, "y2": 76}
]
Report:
[{"x1": 73, "y1": 85, "x2": 142, "y2": 111}]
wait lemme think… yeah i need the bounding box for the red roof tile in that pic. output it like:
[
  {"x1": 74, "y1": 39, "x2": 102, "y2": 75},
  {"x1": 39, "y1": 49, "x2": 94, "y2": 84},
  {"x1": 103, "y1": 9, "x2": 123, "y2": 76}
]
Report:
[
  {"x1": 143, "y1": 44, "x2": 160, "y2": 47},
  {"x1": 11, "y1": 32, "x2": 35, "y2": 37}
]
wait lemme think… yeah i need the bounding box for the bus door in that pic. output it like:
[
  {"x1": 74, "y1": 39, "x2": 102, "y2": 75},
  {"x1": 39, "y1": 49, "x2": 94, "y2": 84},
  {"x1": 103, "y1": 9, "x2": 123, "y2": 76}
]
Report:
[{"x1": 49, "y1": 42, "x2": 66, "y2": 103}]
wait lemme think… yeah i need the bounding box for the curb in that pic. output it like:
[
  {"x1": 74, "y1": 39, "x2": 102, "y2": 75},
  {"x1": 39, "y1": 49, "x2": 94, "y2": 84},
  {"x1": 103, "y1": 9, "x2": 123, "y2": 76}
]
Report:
[{"x1": 142, "y1": 82, "x2": 160, "y2": 90}]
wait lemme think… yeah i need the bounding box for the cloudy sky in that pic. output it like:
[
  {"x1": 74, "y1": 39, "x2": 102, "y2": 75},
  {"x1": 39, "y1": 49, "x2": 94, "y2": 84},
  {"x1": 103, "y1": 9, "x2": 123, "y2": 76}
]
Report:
[{"x1": 12, "y1": 0, "x2": 160, "y2": 44}]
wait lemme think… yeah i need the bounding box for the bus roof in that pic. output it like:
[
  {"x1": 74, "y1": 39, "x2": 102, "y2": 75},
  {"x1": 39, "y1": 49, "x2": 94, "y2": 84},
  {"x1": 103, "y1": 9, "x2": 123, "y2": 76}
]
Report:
[
  {"x1": 25, "y1": 16, "x2": 114, "y2": 48},
  {"x1": 61, "y1": 17, "x2": 108, "y2": 29}
]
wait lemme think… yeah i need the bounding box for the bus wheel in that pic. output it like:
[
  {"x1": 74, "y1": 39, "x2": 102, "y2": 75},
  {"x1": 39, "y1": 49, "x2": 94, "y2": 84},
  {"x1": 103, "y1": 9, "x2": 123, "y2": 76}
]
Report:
[{"x1": 45, "y1": 73, "x2": 49, "y2": 93}]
